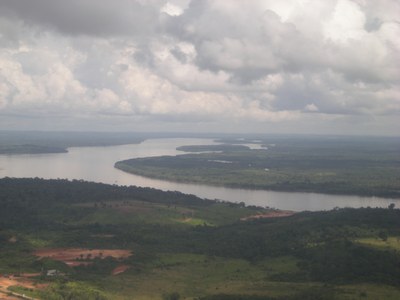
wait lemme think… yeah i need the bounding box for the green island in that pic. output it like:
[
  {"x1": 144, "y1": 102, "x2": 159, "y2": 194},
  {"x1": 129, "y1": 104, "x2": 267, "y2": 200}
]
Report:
[
  {"x1": 115, "y1": 136, "x2": 400, "y2": 198},
  {"x1": 1, "y1": 178, "x2": 400, "y2": 299}
]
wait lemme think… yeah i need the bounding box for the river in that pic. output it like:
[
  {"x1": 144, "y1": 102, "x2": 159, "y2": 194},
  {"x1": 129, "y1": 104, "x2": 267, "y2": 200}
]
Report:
[{"x1": 0, "y1": 138, "x2": 398, "y2": 211}]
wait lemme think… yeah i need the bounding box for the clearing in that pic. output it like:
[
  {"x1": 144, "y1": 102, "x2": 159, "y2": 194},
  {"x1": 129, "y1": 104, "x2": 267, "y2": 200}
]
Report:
[{"x1": 34, "y1": 248, "x2": 132, "y2": 267}]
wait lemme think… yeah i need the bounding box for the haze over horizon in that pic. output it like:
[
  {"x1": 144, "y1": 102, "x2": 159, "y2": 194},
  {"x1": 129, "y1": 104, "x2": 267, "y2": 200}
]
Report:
[{"x1": 0, "y1": 0, "x2": 399, "y2": 136}]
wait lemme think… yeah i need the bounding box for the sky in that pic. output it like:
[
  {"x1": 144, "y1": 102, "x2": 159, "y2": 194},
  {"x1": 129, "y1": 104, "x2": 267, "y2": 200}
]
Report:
[{"x1": 0, "y1": 0, "x2": 399, "y2": 135}]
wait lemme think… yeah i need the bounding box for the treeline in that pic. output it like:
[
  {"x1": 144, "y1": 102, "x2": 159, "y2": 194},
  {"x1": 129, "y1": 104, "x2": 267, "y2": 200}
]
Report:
[
  {"x1": 177, "y1": 144, "x2": 250, "y2": 152},
  {"x1": 0, "y1": 131, "x2": 146, "y2": 154},
  {"x1": 0, "y1": 177, "x2": 216, "y2": 230},
  {"x1": 0, "y1": 177, "x2": 215, "y2": 206},
  {"x1": 0, "y1": 144, "x2": 67, "y2": 154}
]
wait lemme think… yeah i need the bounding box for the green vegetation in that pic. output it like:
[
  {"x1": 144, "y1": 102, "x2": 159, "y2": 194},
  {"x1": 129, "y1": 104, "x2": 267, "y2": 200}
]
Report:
[
  {"x1": 0, "y1": 144, "x2": 67, "y2": 154},
  {"x1": 177, "y1": 144, "x2": 251, "y2": 152},
  {"x1": 356, "y1": 236, "x2": 400, "y2": 251},
  {"x1": 1, "y1": 178, "x2": 400, "y2": 299},
  {"x1": 115, "y1": 136, "x2": 400, "y2": 198},
  {"x1": 0, "y1": 131, "x2": 146, "y2": 154}
]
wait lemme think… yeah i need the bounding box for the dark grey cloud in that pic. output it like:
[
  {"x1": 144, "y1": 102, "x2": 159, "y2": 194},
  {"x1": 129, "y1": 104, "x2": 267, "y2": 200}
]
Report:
[{"x1": 0, "y1": 0, "x2": 161, "y2": 36}]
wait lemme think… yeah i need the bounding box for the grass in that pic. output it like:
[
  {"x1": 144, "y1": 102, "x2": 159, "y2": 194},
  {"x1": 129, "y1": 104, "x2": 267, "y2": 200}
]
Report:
[
  {"x1": 193, "y1": 203, "x2": 263, "y2": 226},
  {"x1": 97, "y1": 253, "x2": 314, "y2": 300},
  {"x1": 338, "y1": 283, "x2": 400, "y2": 300},
  {"x1": 8, "y1": 285, "x2": 41, "y2": 298},
  {"x1": 23, "y1": 235, "x2": 53, "y2": 248},
  {"x1": 177, "y1": 218, "x2": 214, "y2": 226},
  {"x1": 75, "y1": 200, "x2": 267, "y2": 227},
  {"x1": 259, "y1": 256, "x2": 300, "y2": 277},
  {"x1": 356, "y1": 237, "x2": 400, "y2": 251}
]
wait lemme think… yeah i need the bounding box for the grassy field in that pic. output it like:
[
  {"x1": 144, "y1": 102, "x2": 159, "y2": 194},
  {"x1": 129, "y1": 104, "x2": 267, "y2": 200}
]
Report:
[{"x1": 356, "y1": 237, "x2": 400, "y2": 251}]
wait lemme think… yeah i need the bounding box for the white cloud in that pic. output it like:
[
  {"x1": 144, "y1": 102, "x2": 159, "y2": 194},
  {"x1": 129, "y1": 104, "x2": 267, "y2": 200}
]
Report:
[
  {"x1": 323, "y1": 0, "x2": 366, "y2": 43},
  {"x1": 161, "y1": 2, "x2": 184, "y2": 16},
  {"x1": 304, "y1": 103, "x2": 319, "y2": 112},
  {"x1": 0, "y1": 0, "x2": 398, "y2": 135}
]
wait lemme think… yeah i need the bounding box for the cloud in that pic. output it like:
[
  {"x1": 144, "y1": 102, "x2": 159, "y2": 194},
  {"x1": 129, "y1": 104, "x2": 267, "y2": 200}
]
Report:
[
  {"x1": 0, "y1": 0, "x2": 398, "y2": 135},
  {"x1": 304, "y1": 103, "x2": 319, "y2": 112},
  {"x1": 0, "y1": 0, "x2": 163, "y2": 37}
]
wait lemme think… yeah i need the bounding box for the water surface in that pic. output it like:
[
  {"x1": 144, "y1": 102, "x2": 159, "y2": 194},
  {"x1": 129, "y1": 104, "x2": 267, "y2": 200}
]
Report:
[{"x1": 0, "y1": 138, "x2": 398, "y2": 211}]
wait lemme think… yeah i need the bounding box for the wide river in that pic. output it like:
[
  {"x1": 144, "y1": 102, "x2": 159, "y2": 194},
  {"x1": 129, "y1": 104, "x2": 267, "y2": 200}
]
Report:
[{"x1": 0, "y1": 138, "x2": 398, "y2": 211}]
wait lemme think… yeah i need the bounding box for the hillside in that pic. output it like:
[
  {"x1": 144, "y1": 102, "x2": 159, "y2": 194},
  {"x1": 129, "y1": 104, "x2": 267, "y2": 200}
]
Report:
[{"x1": 0, "y1": 178, "x2": 400, "y2": 299}]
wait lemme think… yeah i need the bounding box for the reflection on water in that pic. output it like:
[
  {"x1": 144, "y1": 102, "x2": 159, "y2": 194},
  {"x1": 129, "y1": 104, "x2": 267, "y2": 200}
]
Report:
[{"x1": 0, "y1": 138, "x2": 398, "y2": 211}]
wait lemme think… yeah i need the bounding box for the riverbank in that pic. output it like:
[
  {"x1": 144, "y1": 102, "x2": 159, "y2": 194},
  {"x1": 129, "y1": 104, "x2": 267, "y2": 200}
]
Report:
[{"x1": 0, "y1": 131, "x2": 146, "y2": 155}]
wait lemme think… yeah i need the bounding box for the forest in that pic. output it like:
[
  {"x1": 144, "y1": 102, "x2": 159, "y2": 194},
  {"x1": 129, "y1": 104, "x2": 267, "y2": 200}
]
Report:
[
  {"x1": 0, "y1": 178, "x2": 400, "y2": 299},
  {"x1": 116, "y1": 135, "x2": 400, "y2": 198}
]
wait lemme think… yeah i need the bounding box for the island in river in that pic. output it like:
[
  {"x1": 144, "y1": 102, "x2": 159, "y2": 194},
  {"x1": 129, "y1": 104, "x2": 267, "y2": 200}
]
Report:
[{"x1": 115, "y1": 135, "x2": 400, "y2": 199}]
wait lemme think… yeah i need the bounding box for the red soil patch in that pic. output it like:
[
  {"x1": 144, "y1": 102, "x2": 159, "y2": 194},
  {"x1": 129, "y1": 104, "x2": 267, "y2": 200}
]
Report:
[
  {"x1": 34, "y1": 248, "x2": 132, "y2": 267},
  {"x1": 241, "y1": 210, "x2": 295, "y2": 221},
  {"x1": 64, "y1": 261, "x2": 93, "y2": 267},
  {"x1": 111, "y1": 264, "x2": 130, "y2": 275},
  {"x1": 20, "y1": 273, "x2": 41, "y2": 278},
  {"x1": 0, "y1": 294, "x2": 20, "y2": 300},
  {"x1": 0, "y1": 274, "x2": 48, "y2": 300},
  {"x1": 0, "y1": 274, "x2": 48, "y2": 299},
  {"x1": 0, "y1": 276, "x2": 34, "y2": 290}
]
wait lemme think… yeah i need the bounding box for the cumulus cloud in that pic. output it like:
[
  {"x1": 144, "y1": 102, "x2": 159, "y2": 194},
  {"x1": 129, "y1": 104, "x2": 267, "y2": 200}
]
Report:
[{"x1": 0, "y1": 0, "x2": 398, "y2": 134}]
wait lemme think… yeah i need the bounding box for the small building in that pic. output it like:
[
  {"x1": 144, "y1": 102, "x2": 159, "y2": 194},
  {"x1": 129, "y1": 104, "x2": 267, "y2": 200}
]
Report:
[{"x1": 46, "y1": 269, "x2": 59, "y2": 276}]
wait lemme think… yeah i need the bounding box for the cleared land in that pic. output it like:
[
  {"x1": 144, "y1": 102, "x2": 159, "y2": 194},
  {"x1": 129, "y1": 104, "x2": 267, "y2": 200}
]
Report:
[
  {"x1": 34, "y1": 248, "x2": 132, "y2": 267},
  {"x1": 111, "y1": 265, "x2": 130, "y2": 275},
  {"x1": 0, "y1": 274, "x2": 46, "y2": 300}
]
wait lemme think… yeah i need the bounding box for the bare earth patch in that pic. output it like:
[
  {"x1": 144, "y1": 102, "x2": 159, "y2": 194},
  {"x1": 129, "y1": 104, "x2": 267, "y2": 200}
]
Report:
[
  {"x1": 241, "y1": 210, "x2": 295, "y2": 221},
  {"x1": 0, "y1": 294, "x2": 20, "y2": 300},
  {"x1": 0, "y1": 276, "x2": 35, "y2": 290},
  {"x1": 0, "y1": 274, "x2": 46, "y2": 300},
  {"x1": 111, "y1": 265, "x2": 130, "y2": 275},
  {"x1": 34, "y1": 248, "x2": 132, "y2": 267}
]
